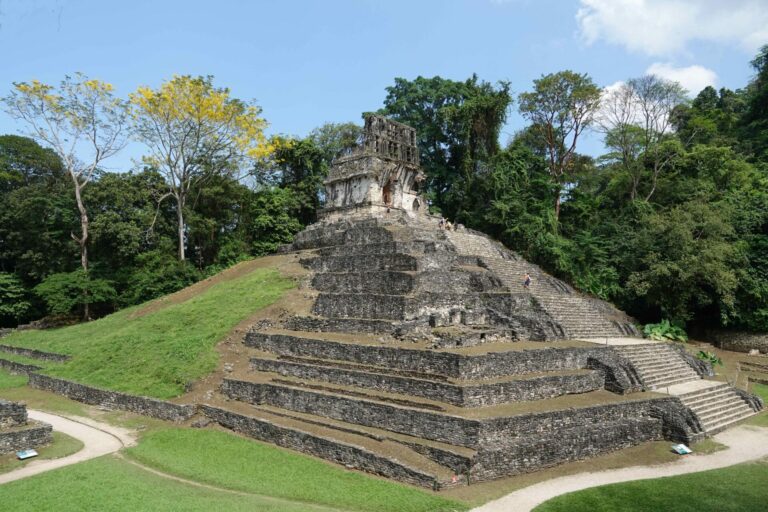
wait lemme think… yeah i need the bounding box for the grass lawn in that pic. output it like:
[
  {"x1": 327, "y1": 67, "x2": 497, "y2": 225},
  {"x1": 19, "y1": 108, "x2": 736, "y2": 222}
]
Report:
[
  {"x1": 533, "y1": 459, "x2": 768, "y2": 512},
  {"x1": 0, "y1": 431, "x2": 84, "y2": 474},
  {"x1": 0, "y1": 455, "x2": 341, "y2": 512},
  {"x1": 1, "y1": 267, "x2": 293, "y2": 398},
  {"x1": 125, "y1": 427, "x2": 467, "y2": 512},
  {"x1": 0, "y1": 368, "x2": 27, "y2": 389}
]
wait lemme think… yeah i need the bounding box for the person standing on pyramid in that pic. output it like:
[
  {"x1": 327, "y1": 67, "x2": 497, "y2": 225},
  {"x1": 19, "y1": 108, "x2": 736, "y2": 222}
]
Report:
[{"x1": 523, "y1": 273, "x2": 532, "y2": 290}]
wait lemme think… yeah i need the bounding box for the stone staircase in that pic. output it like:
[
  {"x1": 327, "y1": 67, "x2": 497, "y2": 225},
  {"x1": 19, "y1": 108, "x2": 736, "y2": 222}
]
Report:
[
  {"x1": 614, "y1": 343, "x2": 701, "y2": 390},
  {"x1": 445, "y1": 230, "x2": 638, "y2": 339},
  {"x1": 676, "y1": 382, "x2": 759, "y2": 434}
]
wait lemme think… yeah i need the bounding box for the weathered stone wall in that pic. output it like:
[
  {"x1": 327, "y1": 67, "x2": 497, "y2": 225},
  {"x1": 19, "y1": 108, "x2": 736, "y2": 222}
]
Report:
[
  {"x1": 0, "y1": 421, "x2": 52, "y2": 455},
  {"x1": 0, "y1": 358, "x2": 41, "y2": 375},
  {"x1": 221, "y1": 378, "x2": 481, "y2": 447},
  {"x1": 0, "y1": 344, "x2": 70, "y2": 362},
  {"x1": 0, "y1": 399, "x2": 27, "y2": 428},
  {"x1": 28, "y1": 374, "x2": 196, "y2": 422},
  {"x1": 201, "y1": 405, "x2": 442, "y2": 489},
  {"x1": 700, "y1": 329, "x2": 768, "y2": 354},
  {"x1": 221, "y1": 378, "x2": 690, "y2": 452},
  {"x1": 246, "y1": 332, "x2": 608, "y2": 380},
  {"x1": 478, "y1": 398, "x2": 664, "y2": 446},
  {"x1": 472, "y1": 418, "x2": 662, "y2": 481},
  {"x1": 251, "y1": 357, "x2": 604, "y2": 407}
]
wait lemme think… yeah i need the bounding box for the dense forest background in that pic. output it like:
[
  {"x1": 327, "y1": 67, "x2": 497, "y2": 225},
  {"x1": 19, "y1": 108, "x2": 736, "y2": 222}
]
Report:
[{"x1": 1, "y1": 46, "x2": 767, "y2": 334}]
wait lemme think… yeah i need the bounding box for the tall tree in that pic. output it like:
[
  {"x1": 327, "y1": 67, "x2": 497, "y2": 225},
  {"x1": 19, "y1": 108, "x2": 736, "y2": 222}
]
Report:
[
  {"x1": 519, "y1": 71, "x2": 601, "y2": 220},
  {"x1": 628, "y1": 75, "x2": 688, "y2": 201},
  {"x1": 130, "y1": 75, "x2": 275, "y2": 261},
  {"x1": 0, "y1": 135, "x2": 64, "y2": 193},
  {"x1": 3, "y1": 75, "x2": 128, "y2": 319},
  {"x1": 380, "y1": 75, "x2": 511, "y2": 220}
]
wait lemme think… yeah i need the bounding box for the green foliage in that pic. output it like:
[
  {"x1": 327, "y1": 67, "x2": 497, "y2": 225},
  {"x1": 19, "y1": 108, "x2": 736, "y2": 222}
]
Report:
[
  {"x1": 34, "y1": 270, "x2": 116, "y2": 317},
  {"x1": 126, "y1": 428, "x2": 467, "y2": 512},
  {"x1": 380, "y1": 74, "x2": 511, "y2": 220},
  {"x1": 5, "y1": 267, "x2": 293, "y2": 398},
  {"x1": 697, "y1": 350, "x2": 723, "y2": 367},
  {"x1": 0, "y1": 272, "x2": 32, "y2": 324},
  {"x1": 120, "y1": 249, "x2": 202, "y2": 306},
  {"x1": 0, "y1": 135, "x2": 63, "y2": 193},
  {"x1": 643, "y1": 320, "x2": 688, "y2": 342}
]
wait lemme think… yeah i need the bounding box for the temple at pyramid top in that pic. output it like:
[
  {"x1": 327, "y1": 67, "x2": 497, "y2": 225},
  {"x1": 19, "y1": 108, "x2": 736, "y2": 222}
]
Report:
[{"x1": 322, "y1": 114, "x2": 427, "y2": 220}]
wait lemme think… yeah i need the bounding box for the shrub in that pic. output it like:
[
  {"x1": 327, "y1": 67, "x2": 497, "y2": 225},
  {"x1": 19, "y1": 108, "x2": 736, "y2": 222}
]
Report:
[{"x1": 643, "y1": 319, "x2": 688, "y2": 342}]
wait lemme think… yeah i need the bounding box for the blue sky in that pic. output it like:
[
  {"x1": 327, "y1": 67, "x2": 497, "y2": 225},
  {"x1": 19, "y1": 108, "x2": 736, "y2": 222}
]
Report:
[{"x1": 1, "y1": 0, "x2": 766, "y2": 171}]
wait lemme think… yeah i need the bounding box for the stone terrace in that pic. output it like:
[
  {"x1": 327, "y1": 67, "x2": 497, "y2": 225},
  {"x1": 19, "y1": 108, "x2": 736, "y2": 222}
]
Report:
[{"x1": 198, "y1": 213, "x2": 752, "y2": 489}]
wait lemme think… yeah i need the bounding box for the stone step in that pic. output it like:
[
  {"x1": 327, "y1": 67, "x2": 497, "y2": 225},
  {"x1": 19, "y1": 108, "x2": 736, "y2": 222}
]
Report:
[
  {"x1": 305, "y1": 254, "x2": 421, "y2": 272},
  {"x1": 637, "y1": 364, "x2": 699, "y2": 378},
  {"x1": 678, "y1": 383, "x2": 731, "y2": 401},
  {"x1": 699, "y1": 407, "x2": 756, "y2": 431},
  {"x1": 645, "y1": 375, "x2": 701, "y2": 389},
  {"x1": 693, "y1": 400, "x2": 753, "y2": 422},
  {"x1": 250, "y1": 355, "x2": 605, "y2": 407},
  {"x1": 700, "y1": 409, "x2": 756, "y2": 434},
  {"x1": 200, "y1": 401, "x2": 459, "y2": 489},
  {"x1": 682, "y1": 388, "x2": 741, "y2": 409}
]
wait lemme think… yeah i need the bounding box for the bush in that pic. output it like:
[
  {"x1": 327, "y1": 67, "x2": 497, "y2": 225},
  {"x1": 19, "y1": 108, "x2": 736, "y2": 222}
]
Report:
[
  {"x1": 34, "y1": 270, "x2": 116, "y2": 317},
  {"x1": 643, "y1": 319, "x2": 688, "y2": 342},
  {"x1": 0, "y1": 272, "x2": 33, "y2": 325}
]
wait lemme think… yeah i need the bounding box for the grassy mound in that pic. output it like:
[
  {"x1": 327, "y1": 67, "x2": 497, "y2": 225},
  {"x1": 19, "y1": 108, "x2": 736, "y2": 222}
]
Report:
[
  {"x1": 125, "y1": 428, "x2": 467, "y2": 512},
  {"x1": 2, "y1": 265, "x2": 293, "y2": 399}
]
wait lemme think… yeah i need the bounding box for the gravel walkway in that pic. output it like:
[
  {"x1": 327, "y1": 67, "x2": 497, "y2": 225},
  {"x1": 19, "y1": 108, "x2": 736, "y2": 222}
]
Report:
[{"x1": 0, "y1": 409, "x2": 134, "y2": 485}]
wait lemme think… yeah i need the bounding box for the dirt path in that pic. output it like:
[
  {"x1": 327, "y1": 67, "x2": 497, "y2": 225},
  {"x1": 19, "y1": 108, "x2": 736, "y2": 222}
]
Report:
[
  {"x1": 0, "y1": 410, "x2": 134, "y2": 484},
  {"x1": 472, "y1": 425, "x2": 768, "y2": 512}
]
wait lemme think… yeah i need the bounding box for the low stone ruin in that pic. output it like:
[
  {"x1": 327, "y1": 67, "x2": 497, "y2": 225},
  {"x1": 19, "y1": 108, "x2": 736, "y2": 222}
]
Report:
[{"x1": 0, "y1": 399, "x2": 52, "y2": 455}]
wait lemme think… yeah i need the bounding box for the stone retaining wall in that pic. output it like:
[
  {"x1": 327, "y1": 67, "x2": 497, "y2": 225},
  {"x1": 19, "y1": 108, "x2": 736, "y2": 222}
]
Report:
[
  {"x1": 0, "y1": 421, "x2": 52, "y2": 455},
  {"x1": 246, "y1": 332, "x2": 608, "y2": 380},
  {"x1": 201, "y1": 405, "x2": 442, "y2": 489},
  {"x1": 0, "y1": 358, "x2": 41, "y2": 375},
  {"x1": 472, "y1": 418, "x2": 663, "y2": 481},
  {"x1": 700, "y1": 329, "x2": 768, "y2": 354},
  {"x1": 222, "y1": 378, "x2": 693, "y2": 450},
  {"x1": 251, "y1": 357, "x2": 604, "y2": 407},
  {"x1": 0, "y1": 344, "x2": 70, "y2": 362},
  {"x1": 28, "y1": 374, "x2": 196, "y2": 422}
]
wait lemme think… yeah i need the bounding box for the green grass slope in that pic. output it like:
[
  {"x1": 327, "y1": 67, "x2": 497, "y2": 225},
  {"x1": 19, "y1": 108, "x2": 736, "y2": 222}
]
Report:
[
  {"x1": 2, "y1": 265, "x2": 293, "y2": 399},
  {"x1": 126, "y1": 428, "x2": 467, "y2": 512}
]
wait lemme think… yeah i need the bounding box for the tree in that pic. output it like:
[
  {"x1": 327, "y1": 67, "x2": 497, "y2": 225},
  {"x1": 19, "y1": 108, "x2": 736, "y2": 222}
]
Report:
[
  {"x1": 380, "y1": 75, "x2": 511, "y2": 220},
  {"x1": 0, "y1": 135, "x2": 64, "y2": 193},
  {"x1": 519, "y1": 71, "x2": 601, "y2": 220},
  {"x1": 130, "y1": 75, "x2": 275, "y2": 261},
  {"x1": 3, "y1": 75, "x2": 128, "y2": 319},
  {"x1": 34, "y1": 269, "x2": 116, "y2": 318},
  {"x1": 307, "y1": 122, "x2": 362, "y2": 164},
  {"x1": 0, "y1": 273, "x2": 32, "y2": 326},
  {"x1": 628, "y1": 75, "x2": 688, "y2": 200}
]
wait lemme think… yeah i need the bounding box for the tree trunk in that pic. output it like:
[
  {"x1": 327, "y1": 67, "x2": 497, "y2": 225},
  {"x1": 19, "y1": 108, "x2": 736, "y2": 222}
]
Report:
[
  {"x1": 176, "y1": 195, "x2": 186, "y2": 261},
  {"x1": 554, "y1": 188, "x2": 561, "y2": 222},
  {"x1": 72, "y1": 179, "x2": 90, "y2": 320}
]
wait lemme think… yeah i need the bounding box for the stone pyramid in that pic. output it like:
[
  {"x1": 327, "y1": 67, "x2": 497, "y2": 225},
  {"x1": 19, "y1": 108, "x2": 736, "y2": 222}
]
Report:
[{"x1": 201, "y1": 114, "x2": 762, "y2": 489}]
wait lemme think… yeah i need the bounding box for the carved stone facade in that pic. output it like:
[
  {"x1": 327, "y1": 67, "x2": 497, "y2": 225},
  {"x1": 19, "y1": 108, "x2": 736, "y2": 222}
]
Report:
[{"x1": 322, "y1": 114, "x2": 427, "y2": 220}]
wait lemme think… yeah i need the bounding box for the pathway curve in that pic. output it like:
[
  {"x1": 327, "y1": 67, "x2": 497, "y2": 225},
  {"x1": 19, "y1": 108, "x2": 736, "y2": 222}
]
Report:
[
  {"x1": 1, "y1": 411, "x2": 345, "y2": 511},
  {"x1": 472, "y1": 424, "x2": 768, "y2": 512},
  {"x1": 0, "y1": 409, "x2": 134, "y2": 485}
]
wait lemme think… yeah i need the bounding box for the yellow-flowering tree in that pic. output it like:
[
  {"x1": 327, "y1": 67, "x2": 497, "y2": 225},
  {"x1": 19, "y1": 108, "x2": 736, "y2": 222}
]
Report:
[
  {"x1": 2, "y1": 74, "x2": 128, "y2": 319},
  {"x1": 130, "y1": 75, "x2": 275, "y2": 261}
]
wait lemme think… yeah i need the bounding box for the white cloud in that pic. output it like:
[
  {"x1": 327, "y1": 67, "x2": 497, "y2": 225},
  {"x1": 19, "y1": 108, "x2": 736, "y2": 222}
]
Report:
[
  {"x1": 576, "y1": 0, "x2": 768, "y2": 56},
  {"x1": 645, "y1": 62, "x2": 718, "y2": 95}
]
